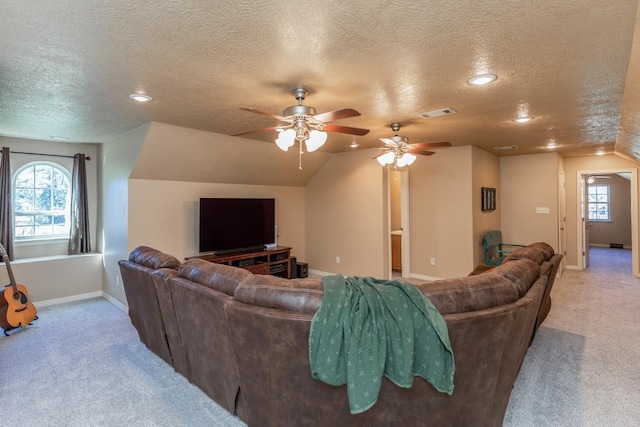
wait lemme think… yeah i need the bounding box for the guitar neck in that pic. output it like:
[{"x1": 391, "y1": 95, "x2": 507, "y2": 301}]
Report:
[{"x1": 0, "y1": 244, "x2": 18, "y2": 294}]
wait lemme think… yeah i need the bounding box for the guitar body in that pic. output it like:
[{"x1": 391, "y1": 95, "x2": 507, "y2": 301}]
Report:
[
  {"x1": 1, "y1": 283, "x2": 38, "y2": 329},
  {"x1": 0, "y1": 242, "x2": 38, "y2": 333}
]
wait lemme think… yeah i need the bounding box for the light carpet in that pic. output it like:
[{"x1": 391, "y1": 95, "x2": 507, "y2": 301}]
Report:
[{"x1": 2, "y1": 247, "x2": 638, "y2": 426}]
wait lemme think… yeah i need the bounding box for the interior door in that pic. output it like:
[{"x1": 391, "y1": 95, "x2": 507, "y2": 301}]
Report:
[
  {"x1": 558, "y1": 171, "x2": 566, "y2": 273},
  {"x1": 582, "y1": 174, "x2": 591, "y2": 269}
]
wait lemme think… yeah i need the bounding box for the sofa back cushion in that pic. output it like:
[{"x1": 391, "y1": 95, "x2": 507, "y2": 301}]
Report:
[
  {"x1": 493, "y1": 258, "x2": 541, "y2": 297},
  {"x1": 413, "y1": 274, "x2": 520, "y2": 315},
  {"x1": 234, "y1": 274, "x2": 323, "y2": 315},
  {"x1": 177, "y1": 258, "x2": 251, "y2": 296},
  {"x1": 129, "y1": 246, "x2": 181, "y2": 270},
  {"x1": 503, "y1": 242, "x2": 554, "y2": 264}
]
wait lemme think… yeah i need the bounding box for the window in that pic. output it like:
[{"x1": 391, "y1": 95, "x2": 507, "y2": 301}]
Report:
[
  {"x1": 587, "y1": 184, "x2": 610, "y2": 221},
  {"x1": 13, "y1": 162, "x2": 72, "y2": 239}
]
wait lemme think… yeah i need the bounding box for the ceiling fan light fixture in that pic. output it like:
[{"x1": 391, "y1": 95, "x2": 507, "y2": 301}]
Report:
[
  {"x1": 129, "y1": 93, "x2": 153, "y2": 102},
  {"x1": 305, "y1": 130, "x2": 327, "y2": 152},
  {"x1": 396, "y1": 153, "x2": 417, "y2": 167},
  {"x1": 275, "y1": 129, "x2": 296, "y2": 151},
  {"x1": 377, "y1": 151, "x2": 395, "y2": 166},
  {"x1": 513, "y1": 116, "x2": 533, "y2": 124},
  {"x1": 468, "y1": 74, "x2": 497, "y2": 86}
]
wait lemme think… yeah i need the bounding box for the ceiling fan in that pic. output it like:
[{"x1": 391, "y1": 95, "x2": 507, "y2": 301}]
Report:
[
  {"x1": 232, "y1": 87, "x2": 369, "y2": 168},
  {"x1": 374, "y1": 123, "x2": 451, "y2": 167}
]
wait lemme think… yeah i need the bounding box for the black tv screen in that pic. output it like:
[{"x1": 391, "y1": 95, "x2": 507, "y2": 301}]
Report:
[{"x1": 199, "y1": 198, "x2": 275, "y2": 253}]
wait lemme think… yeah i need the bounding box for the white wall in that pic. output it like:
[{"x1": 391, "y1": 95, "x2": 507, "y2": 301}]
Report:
[
  {"x1": 101, "y1": 124, "x2": 150, "y2": 305},
  {"x1": 0, "y1": 136, "x2": 99, "y2": 259},
  {"x1": 0, "y1": 136, "x2": 102, "y2": 303},
  {"x1": 1, "y1": 254, "x2": 103, "y2": 305}
]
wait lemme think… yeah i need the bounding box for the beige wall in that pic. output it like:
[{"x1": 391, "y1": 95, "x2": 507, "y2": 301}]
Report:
[
  {"x1": 128, "y1": 180, "x2": 305, "y2": 262},
  {"x1": 472, "y1": 147, "x2": 501, "y2": 265},
  {"x1": 500, "y1": 153, "x2": 560, "y2": 251},
  {"x1": 305, "y1": 149, "x2": 386, "y2": 278},
  {"x1": 589, "y1": 175, "x2": 632, "y2": 247},
  {"x1": 410, "y1": 146, "x2": 475, "y2": 278},
  {"x1": 132, "y1": 122, "x2": 331, "y2": 186},
  {"x1": 563, "y1": 154, "x2": 639, "y2": 267}
]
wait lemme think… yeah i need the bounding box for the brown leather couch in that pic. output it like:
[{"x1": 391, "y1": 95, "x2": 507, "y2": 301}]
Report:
[{"x1": 119, "y1": 242, "x2": 562, "y2": 426}]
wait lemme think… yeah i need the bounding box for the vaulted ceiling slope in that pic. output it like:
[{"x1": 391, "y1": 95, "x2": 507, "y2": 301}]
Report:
[{"x1": 2, "y1": 1, "x2": 640, "y2": 163}]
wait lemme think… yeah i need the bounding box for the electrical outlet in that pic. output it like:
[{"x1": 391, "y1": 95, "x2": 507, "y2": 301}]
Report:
[
  {"x1": 430, "y1": 258, "x2": 436, "y2": 266},
  {"x1": 335, "y1": 256, "x2": 341, "y2": 264}
]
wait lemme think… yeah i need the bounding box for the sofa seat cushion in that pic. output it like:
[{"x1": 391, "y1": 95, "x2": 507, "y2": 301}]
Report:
[
  {"x1": 234, "y1": 274, "x2": 323, "y2": 315},
  {"x1": 177, "y1": 258, "x2": 251, "y2": 296},
  {"x1": 129, "y1": 246, "x2": 181, "y2": 270},
  {"x1": 413, "y1": 274, "x2": 520, "y2": 315}
]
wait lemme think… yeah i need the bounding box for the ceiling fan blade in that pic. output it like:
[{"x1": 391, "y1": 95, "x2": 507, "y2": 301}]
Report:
[
  {"x1": 239, "y1": 107, "x2": 287, "y2": 121},
  {"x1": 231, "y1": 126, "x2": 281, "y2": 137},
  {"x1": 379, "y1": 138, "x2": 397, "y2": 146},
  {"x1": 411, "y1": 141, "x2": 452, "y2": 149},
  {"x1": 409, "y1": 149, "x2": 436, "y2": 156},
  {"x1": 312, "y1": 108, "x2": 361, "y2": 122},
  {"x1": 323, "y1": 123, "x2": 370, "y2": 136}
]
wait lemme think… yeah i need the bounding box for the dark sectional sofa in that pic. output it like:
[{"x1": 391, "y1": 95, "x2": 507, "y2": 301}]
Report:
[{"x1": 119, "y1": 242, "x2": 562, "y2": 426}]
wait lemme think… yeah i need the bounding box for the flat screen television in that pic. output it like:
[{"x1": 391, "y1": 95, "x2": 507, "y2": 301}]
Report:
[{"x1": 199, "y1": 198, "x2": 275, "y2": 254}]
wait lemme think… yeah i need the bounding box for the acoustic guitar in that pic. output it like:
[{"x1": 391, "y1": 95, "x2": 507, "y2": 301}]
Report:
[{"x1": 0, "y1": 243, "x2": 37, "y2": 335}]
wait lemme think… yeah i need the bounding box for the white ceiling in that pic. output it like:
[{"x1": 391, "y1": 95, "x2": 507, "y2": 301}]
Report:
[{"x1": 2, "y1": 0, "x2": 640, "y2": 161}]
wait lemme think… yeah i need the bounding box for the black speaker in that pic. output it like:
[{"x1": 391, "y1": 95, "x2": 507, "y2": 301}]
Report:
[
  {"x1": 290, "y1": 257, "x2": 297, "y2": 279},
  {"x1": 296, "y1": 262, "x2": 308, "y2": 278}
]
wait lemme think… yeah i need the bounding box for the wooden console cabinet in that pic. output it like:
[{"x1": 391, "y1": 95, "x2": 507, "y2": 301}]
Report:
[{"x1": 190, "y1": 246, "x2": 292, "y2": 279}]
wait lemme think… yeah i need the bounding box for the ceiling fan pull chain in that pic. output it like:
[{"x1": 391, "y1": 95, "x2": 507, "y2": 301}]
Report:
[{"x1": 299, "y1": 142, "x2": 303, "y2": 170}]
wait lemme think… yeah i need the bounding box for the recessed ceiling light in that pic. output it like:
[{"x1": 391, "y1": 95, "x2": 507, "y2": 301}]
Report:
[
  {"x1": 596, "y1": 150, "x2": 605, "y2": 156},
  {"x1": 49, "y1": 136, "x2": 70, "y2": 141},
  {"x1": 545, "y1": 141, "x2": 557, "y2": 149},
  {"x1": 467, "y1": 74, "x2": 497, "y2": 86},
  {"x1": 349, "y1": 141, "x2": 359, "y2": 148},
  {"x1": 513, "y1": 116, "x2": 533, "y2": 124},
  {"x1": 129, "y1": 93, "x2": 153, "y2": 102}
]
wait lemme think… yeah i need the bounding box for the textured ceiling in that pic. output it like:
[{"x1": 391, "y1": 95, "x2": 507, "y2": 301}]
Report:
[{"x1": 1, "y1": 0, "x2": 640, "y2": 161}]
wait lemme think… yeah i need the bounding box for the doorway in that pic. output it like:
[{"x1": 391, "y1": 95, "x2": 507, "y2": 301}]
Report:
[
  {"x1": 576, "y1": 168, "x2": 638, "y2": 277},
  {"x1": 389, "y1": 169, "x2": 410, "y2": 278}
]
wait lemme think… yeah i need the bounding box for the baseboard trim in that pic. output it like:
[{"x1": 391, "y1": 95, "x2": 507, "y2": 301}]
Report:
[
  {"x1": 565, "y1": 265, "x2": 580, "y2": 270},
  {"x1": 102, "y1": 292, "x2": 128, "y2": 312},
  {"x1": 34, "y1": 291, "x2": 103, "y2": 308},
  {"x1": 34, "y1": 291, "x2": 128, "y2": 313}
]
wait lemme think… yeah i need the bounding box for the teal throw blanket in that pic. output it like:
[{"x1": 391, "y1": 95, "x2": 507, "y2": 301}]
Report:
[{"x1": 309, "y1": 275, "x2": 455, "y2": 414}]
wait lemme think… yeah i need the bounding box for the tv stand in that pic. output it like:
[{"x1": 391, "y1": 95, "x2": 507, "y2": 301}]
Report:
[
  {"x1": 213, "y1": 245, "x2": 265, "y2": 256},
  {"x1": 189, "y1": 246, "x2": 291, "y2": 279}
]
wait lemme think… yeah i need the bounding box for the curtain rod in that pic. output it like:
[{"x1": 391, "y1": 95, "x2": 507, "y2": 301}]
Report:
[{"x1": 9, "y1": 151, "x2": 91, "y2": 161}]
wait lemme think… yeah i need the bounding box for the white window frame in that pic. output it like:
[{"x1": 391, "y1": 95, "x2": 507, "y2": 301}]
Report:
[
  {"x1": 587, "y1": 184, "x2": 610, "y2": 222},
  {"x1": 12, "y1": 161, "x2": 72, "y2": 241}
]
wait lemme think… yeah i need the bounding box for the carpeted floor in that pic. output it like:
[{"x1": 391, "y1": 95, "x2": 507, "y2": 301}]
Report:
[
  {"x1": 504, "y1": 247, "x2": 640, "y2": 426},
  {"x1": 1, "y1": 247, "x2": 638, "y2": 426}
]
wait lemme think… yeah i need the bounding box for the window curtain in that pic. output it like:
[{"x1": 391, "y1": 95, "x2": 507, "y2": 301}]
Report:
[
  {"x1": 68, "y1": 153, "x2": 91, "y2": 254},
  {"x1": 0, "y1": 147, "x2": 13, "y2": 260}
]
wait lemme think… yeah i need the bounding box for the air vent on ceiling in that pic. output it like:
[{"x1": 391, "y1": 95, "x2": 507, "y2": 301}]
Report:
[
  {"x1": 419, "y1": 108, "x2": 457, "y2": 118},
  {"x1": 493, "y1": 145, "x2": 519, "y2": 151}
]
